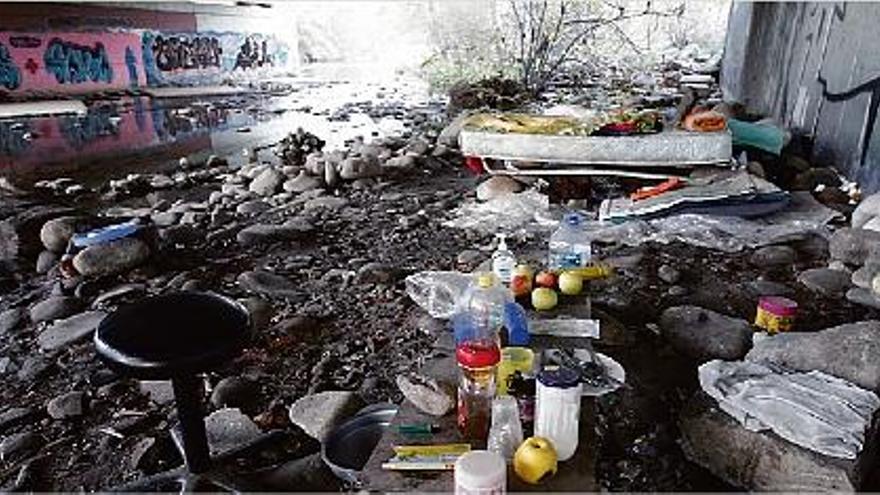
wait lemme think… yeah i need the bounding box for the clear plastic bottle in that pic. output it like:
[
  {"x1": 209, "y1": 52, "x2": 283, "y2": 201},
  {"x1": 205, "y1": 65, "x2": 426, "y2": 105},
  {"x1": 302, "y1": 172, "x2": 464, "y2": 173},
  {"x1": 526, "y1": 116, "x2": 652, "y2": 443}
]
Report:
[
  {"x1": 491, "y1": 235, "x2": 516, "y2": 285},
  {"x1": 457, "y1": 273, "x2": 509, "y2": 345},
  {"x1": 548, "y1": 213, "x2": 592, "y2": 270},
  {"x1": 487, "y1": 396, "x2": 524, "y2": 461}
]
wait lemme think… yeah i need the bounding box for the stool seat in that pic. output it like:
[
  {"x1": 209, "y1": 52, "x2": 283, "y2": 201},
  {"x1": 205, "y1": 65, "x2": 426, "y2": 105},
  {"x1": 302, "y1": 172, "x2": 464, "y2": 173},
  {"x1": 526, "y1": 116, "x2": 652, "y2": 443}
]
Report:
[{"x1": 94, "y1": 292, "x2": 251, "y2": 380}]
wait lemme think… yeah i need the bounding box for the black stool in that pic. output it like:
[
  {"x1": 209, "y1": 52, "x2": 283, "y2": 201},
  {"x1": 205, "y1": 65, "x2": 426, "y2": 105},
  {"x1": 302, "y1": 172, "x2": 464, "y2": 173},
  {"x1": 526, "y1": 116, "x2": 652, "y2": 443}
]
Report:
[{"x1": 94, "y1": 291, "x2": 273, "y2": 491}]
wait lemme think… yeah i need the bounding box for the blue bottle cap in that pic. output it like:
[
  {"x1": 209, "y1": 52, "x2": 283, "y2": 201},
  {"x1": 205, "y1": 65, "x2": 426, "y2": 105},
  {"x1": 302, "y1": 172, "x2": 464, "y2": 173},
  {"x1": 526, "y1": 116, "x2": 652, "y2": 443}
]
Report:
[
  {"x1": 538, "y1": 367, "x2": 581, "y2": 389},
  {"x1": 564, "y1": 213, "x2": 582, "y2": 226}
]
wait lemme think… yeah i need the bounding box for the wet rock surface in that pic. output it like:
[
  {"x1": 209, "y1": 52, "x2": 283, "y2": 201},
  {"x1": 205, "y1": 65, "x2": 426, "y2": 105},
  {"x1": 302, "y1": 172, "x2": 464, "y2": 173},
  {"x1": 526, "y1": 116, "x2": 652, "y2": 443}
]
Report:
[{"x1": 658, "y1": 306, "x2": 753, "y2": 361}]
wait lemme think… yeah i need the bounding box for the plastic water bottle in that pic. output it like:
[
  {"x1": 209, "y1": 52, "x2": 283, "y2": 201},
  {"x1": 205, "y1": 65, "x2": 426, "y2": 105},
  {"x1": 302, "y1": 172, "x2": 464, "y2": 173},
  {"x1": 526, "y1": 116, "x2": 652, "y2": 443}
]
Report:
[
  {"x1": 548, "y1": 213, "x2": 592, "y2": 270},
  {"x1": 457, "y1": 273, "x2": 509, "y2": 344},
  {"x1": 491, "y1": 235, "x2": 516, "y2": 285}
]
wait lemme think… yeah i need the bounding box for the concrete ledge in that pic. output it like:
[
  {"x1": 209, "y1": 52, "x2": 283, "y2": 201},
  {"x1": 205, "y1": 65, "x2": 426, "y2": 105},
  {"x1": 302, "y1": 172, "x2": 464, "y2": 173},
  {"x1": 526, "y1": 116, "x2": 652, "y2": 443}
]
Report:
[
  {"x1": 0, "y1": 100, "x2": 87, "y2": 119},
  {"x1": 143, "y1": 86, "x2": 250, "y2": 99}
]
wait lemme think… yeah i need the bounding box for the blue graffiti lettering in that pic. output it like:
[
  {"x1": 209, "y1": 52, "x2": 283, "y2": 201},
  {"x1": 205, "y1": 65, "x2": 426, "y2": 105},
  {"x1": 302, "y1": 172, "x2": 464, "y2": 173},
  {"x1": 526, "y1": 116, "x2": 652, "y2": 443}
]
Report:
[
  {"x1": 0, "y1": 121, "x2": 31, "y2": 156},
  {"x1": 59, "y1": 105, "x2": 119, "y2": 149},
  {"x1": 141, "y1": 32, "x2": 162, "y2": 86},
  {"x1": 0, "y1": 42, "x2": 21, "y2": 91},
  {"x1": 43, "y1": 38, "x2": 113, "y2": 85},
  {"x1": 125, "y1": 46, "x2": 138, "y2": 88}
]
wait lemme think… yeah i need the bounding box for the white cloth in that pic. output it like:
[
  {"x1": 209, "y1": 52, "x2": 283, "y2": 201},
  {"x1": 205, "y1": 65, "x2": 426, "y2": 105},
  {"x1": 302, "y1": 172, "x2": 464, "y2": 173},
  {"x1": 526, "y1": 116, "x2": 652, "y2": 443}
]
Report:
[{"x1": 699, "y1": 360, "x2": 880, "y2": 459}]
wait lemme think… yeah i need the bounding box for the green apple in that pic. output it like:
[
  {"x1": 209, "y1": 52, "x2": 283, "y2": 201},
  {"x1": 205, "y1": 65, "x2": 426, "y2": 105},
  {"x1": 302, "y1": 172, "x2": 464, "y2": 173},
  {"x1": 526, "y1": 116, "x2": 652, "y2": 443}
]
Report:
[
  {"x1": 531, "y1": 287, "x2": 558, "y2": 311},
  {"x1": 514, "y1": 436, "x2": 558, "y2": 484},
  {"x1": 558, "y1": 271, "x2": 584, "y2": 295}
]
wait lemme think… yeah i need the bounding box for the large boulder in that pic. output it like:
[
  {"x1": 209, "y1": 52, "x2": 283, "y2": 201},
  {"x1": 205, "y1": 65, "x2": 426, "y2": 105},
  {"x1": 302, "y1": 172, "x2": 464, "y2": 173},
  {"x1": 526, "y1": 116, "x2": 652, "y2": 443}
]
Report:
[
  {"x1": 852, "y1": 192, "x2": 880, "y2": 230},
  {"x1": 746, "y1": 321, "x2": 880, "y2": 391},
  {"x1": 72, "y1": 237, "x2": 150, "y2": 277},
  {"x1": 679, "y1": 392, "x2": 871, "y2": 491},
  {"x1": 659, "y1": 306, "x2": 753, "y2": 361},
  {"x1": 830, "y1": 228, "x2": 880, "y2": 266}
]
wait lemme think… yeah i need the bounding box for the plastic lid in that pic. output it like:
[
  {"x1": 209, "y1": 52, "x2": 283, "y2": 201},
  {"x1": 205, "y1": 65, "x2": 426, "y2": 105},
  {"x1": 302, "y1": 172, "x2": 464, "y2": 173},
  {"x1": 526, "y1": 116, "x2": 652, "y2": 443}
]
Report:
[
  {"x1": 456, "y1": 341, "x2": 501, "y2": 368},
  {"x1": 496, "y1": 234, "x2": 508, "y2": 251},
  {"x1": 758, "y1": 296, "x2": 798, "y2": 316},
  {"x1": 564, "y1": 213, "x2": 582, "y2": 226},
  {"x1": 538, "y1": 367, "x2": 581, "y2": 388},
  {"x1": 455, "y1": 450, "x2": 506, "y2": 490},
  {"x1": 476, "y1": 272, "x2": 496, "y2": 289}
]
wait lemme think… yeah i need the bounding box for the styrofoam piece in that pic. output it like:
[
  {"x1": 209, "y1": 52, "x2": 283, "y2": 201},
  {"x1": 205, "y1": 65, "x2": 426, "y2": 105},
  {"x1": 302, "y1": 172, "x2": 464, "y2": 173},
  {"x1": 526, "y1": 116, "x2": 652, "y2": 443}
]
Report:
[
  {"x1": 144, "y1": 86, "x2": 249, "y2": 98},
  {"x1": 0, "y1": 100, "x2": 87, "y2": 119},
  {"x1": 459, "y1": 129, "x2": 732, "y2": 168}
]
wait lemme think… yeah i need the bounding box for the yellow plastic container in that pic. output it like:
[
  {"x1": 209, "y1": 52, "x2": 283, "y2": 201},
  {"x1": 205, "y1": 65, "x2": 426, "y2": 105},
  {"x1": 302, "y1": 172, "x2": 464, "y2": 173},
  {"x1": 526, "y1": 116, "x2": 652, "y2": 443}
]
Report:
[{"x1": 497, "y1": 347, "x2": 535, "y2": 395}]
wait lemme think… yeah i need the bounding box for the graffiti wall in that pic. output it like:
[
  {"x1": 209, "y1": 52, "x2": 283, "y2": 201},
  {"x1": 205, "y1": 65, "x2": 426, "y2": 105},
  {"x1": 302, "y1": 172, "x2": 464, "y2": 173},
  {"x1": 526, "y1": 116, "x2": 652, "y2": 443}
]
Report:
[
  {"x1": 0, "y1": 4, "x2": 295, "y2": 95},
  {"x1": 722, "y1": 2, "x2": 880, "y2": 192}
]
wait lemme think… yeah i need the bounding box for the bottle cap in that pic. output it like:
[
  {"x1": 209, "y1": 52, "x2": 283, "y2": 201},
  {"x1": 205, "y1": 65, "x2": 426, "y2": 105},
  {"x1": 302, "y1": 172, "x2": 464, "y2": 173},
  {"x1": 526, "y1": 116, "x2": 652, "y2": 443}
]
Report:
[
  {"x1": 564, "y1": 213, "x2": 582, "y2": 226},
  {"x1": 455, "y1": 451, "x2": 506, "y2": 490},
  {"x1": 456, "y1": 341, "x2": 501, "y2": 368},
  {"x1": 538, "y1": 367, "x2": 581, "y2": 388}
]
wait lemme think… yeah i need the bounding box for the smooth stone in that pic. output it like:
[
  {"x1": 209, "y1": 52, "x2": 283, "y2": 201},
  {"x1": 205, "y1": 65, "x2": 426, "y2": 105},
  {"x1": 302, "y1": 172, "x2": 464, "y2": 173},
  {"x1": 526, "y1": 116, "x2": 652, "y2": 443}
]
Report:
[
  {"x1": 852, "y1": 192, "x2": 880, "y2": 229},
  {"x1": 29, "y1": 296, "x2": 82, "y2": 323},
  {"x1": 249, "y1": 168, "x2": 285, "y2": 196},
  {"x1": 36, "y1": 250, "x2": 58, "y2": 274},
  {"x1": 72, "y1": 237, "x2": 151, "y2": 277},
  {"x1": 383, "y1": 155, "x2": 417, "y2": 170},
  {"x1": 236, "y1": 219, "x2": 314, "y2": 247},
  {"x1": 40, "y1": 216, "x2": 88, "y2": 252},
  {"x1": 0, "y1": 407, "x2": 35, "y2": 433},
  {"x1": 657, "y1": 264, "x2": 681, "y2": 284},
  {"x1": 151, "y1": 211, "x2": 180, "y2": 227},
  {"x1": 236, "y1": 199, "x2": 271, "y2": 215},
  {"x1": 16, "y1": 357, "x2": 53, "y2": 382},
  {"x1": 829, "y1": 228, "x2": 880, "y2": 266},
  {"x1": 355, "y1": 262, "x2": 399, "y2": 285},
  {"x1": 0, "y1": 431, "x2": 43, "y2": 462},
  {"x1": 746, "y1": 320, "x2": 880, "y2": 390},
  {"x1": 396, "y1": 373, "x2": 454, "y2": 416},
  {"x1": 750, "y1": 245, "x2": 797, "y2": 267},
  {"x1": 283, "y1": 172, "x2": 323, "y2": 193},
  {"x1": 237, "y1": 271, "x2": 299, "y2": 298},
  {"x1": 852, "y1": 264, "x2": 880, "y2": 290},
  {"x1": 847, "y1": 288, "x2": 880, "y2": 310},
  {"x1": 303, "y1": 196, "x2": 348, "y2": 212},
  {"x1": 210, "y1": 376, "x2": 261, "y2": 412},
  {"x1": 340, "y1": 156, "x2": 381, "y2": 180},
  {"x1": 91, "y1": 283, "x2": 146, "y2": 308},
  {"x1": 241, "y1": 297, "x2": 272, "y2": 332},
  {"x1": 748, "y1": 279, "x2": 794, "y2": 297},
  {"x1": 797, "y1": 268, "x2": 851, "y2": 296},
  {"x1": 205, "y1": 408, "x2": 261, "y2": 456},
  {"x1": 37, "y1": 311, "x2": 107, "y2": 351},
  {"x1": 46, "y1": 391, "x2": 86, "y2": 419},
  {"x1": 0, "y1": 308, "x2": 26, "y2": 334},
  {"x1": 476, "y1": 176, "x2": 523, "y2": 202},
  {"x1": 288, "y1": 391, "x2": 364, "y2": 442},
  {"x1": 659, "y1": 306, "x2": 753, "y2": 362},
  {"x1": 680, "y1": 392, "x2": 865, "y2": 491}
]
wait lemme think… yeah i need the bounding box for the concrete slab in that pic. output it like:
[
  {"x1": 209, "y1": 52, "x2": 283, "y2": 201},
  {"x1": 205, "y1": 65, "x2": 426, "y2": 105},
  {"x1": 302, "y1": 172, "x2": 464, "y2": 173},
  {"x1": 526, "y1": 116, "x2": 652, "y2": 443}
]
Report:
[
  {"x1": 0, "y1": 100, "x2": 87, "y2": 119},
  {"x1": 144, "y1": 86, "x2": 250, "y2": 99}
]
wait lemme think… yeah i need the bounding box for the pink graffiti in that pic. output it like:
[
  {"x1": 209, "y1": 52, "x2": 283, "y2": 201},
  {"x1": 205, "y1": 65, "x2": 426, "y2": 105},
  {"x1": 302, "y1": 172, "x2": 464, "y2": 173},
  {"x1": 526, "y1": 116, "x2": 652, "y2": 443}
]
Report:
[{"x1": 0, "y1": 32, "x2": 145, "y2": 93}]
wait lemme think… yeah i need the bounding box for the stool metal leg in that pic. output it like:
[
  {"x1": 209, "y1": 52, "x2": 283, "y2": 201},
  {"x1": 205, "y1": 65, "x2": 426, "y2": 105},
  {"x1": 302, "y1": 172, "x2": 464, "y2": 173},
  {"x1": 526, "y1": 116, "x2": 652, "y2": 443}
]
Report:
[{"x1": 171, "y1": 375, "x2": 211, "y2": 474}]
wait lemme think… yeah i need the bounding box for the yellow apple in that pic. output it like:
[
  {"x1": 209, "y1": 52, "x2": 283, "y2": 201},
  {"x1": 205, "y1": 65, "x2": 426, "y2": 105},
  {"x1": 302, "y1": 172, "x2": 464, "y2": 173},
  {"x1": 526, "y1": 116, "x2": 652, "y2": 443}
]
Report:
[
  {"x1": 558, "y1": 271, "x2": 584, "y2": 295},
  {"x1": 531, "y1": 287, "x2": 558, "y2": 311},
  {"x1": 514, "y1": 436, "x2": 558, "y2": 484}
]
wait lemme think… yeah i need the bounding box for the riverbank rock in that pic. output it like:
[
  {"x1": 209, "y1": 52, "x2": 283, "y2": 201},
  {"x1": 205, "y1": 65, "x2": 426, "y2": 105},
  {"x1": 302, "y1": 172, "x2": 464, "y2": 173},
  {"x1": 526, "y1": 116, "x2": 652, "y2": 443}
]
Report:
[
  {"x1": 236, "y1": 219, "x2": 314, "y2": 247},
  {"x1": 205, "y1": 408, "x2": 261, "y2": 456},
  {"x1": 39, "y1": 216, "x2": 90, "y2": 253},
  {"x1": 36, "y1": 250, "x2": 59, "y2": 274},
  {"x1": 29, "y1": 296, "x2": 82, "y2": 323},
  {"x1": 746, "y1": 320, "x2": 880, "y2": 391},
  {"x1": 852, "y1": 264, "x2": 880, "y2": 290},
  {"x1": 237, "y1": 271, "x2": 299, "y2": 298},
  {"x1": 283, "y1": 172, "x2": 323, "y2": 193},
  {"x1": 37, "y1": 311, "x2": 107, "y2": 351},
  {"x1": 72, "y1": 237, "x2": 150, "y2": 277},
  {"x1": 0, "y1": 308, "x2": 26, "y2": 335},
  {"x1": 249, "y1": 168, "x2": 284, "y2": 196},
  {"x1": 750, "y1": 245, "x2": 797, "y2": 268},
  {"x1": 46, "y1": 391, "x2": 87, "y2": 419},
  {"x1": 659, "y1": 306, "x2": 753, "y2": 361},
  {"x1": 679, "y1": 392, "x2": 868, "y2": 491},
  {"x1": 396, "y1": 373, "x2": 454, "y2": 416},
  {"x1": 852, "y1": 192, "x2": 880, "y2": 230},
  {"x1": 847, "y1": 288, "x2": 880, "y2": 310},
  {"x1": 210, "y1": 376, "x2": 261, "y2": 413},
  {"x1": 288, "y1": 391, "x2": 364, "y2": 441},
  {"x1": 830, "y1": 228, "x2": 880, "y2": 266},
  {"x1": 797, "y1": 268, "x2": 851, "y2": 296},
  {"x1": 0, "y1": 431, "x2": 43, "y2": 462}
]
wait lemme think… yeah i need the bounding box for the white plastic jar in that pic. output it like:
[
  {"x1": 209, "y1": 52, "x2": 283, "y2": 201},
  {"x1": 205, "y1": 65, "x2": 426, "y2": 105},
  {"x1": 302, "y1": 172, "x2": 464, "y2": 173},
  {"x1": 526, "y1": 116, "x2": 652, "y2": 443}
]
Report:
[
  {"x1": 534, "y1": 367, "x2": 583, "y2": 461},
  {"x1": 454, "y1": 450, "x2": 506, "y2": 495}
]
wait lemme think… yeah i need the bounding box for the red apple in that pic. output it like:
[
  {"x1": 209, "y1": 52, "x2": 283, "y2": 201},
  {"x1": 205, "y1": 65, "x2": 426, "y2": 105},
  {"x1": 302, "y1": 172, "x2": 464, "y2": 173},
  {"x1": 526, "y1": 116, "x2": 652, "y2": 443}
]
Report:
[{"x1": 535, "y1": 271, "x2": 557, "y2": 289}]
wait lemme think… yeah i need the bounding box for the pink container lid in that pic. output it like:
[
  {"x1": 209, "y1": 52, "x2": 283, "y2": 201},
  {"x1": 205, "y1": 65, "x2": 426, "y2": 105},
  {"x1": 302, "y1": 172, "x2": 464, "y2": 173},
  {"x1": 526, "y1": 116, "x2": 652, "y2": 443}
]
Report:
[{"x1": 758, "y1": 296, "x2": 798, "y2": 317}]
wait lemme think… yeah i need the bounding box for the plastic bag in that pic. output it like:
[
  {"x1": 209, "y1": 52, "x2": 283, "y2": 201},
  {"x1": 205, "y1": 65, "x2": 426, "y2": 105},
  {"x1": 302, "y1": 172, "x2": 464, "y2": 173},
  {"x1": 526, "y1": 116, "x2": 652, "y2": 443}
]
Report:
[
  {"x1": 405, "y1": 271, "x2": 473, "y2": 319},
  {"x1": 443, "y1": 190, "x2": 555, "y2": 235}
]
